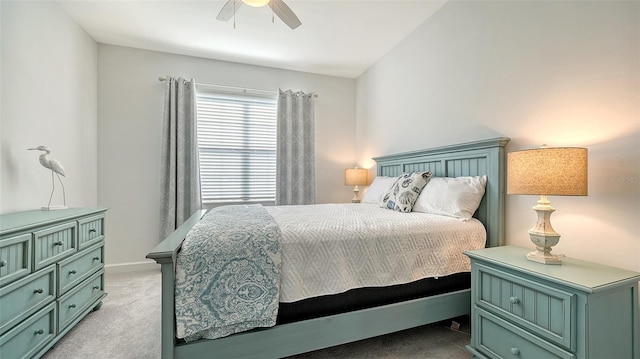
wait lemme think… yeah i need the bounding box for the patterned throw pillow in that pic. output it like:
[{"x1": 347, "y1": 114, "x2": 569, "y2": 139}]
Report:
[{"x1": 381, "y1": 172, "x2": 433, "y2": 213}]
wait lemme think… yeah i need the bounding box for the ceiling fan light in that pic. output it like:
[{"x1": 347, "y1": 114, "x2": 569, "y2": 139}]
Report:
[{"x1": 242, "y1": 0, "x2": 270, "y2": 7}]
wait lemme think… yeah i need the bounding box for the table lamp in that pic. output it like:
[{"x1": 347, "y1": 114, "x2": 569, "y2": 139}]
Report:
[
  {"x1": 507, "y1": 146, "x2": 588, "y2": 264},
  {"x1": 345, "y1": 167, "x2": 368, "y2": 203}
]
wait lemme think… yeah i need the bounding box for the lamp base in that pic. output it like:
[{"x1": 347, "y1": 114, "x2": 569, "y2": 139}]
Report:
[
  {"x1": 351, "y1": 185, "x2": 361, "y2": 203},
  {"x1": 41, "y1": 205, "x2": 68, "y2": 211},
  {"x1": 527, "y1": 195, "x2": 563, "y2": 265},
  {"x1": 527, "y1": 250, "x2": 564, "y2": 265}
]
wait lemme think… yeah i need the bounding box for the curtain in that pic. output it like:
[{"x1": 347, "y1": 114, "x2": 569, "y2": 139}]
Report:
[
  {"x1": 276, "y1": 89, "x2": 316, "y2": 205},
  {"x1": 159, "y1": 77, "x2": 201, "y2": 241}
]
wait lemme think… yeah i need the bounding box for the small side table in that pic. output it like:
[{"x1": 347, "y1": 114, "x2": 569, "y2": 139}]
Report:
[{"x1": 465, "y1": 246, "x2": 640, "y2": 359}]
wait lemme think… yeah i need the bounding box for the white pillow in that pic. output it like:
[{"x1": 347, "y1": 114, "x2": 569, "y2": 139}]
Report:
[
  {"x1": 412, "y1": 176, "x2": 487, "y2": 220},
  {"x1": 361, "y1": 176, "x2": 398, "y2": 204}
]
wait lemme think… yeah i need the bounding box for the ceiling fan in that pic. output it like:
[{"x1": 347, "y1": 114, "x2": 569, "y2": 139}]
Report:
[{"x1": 216, "y1": 0, "x2": 302, "y2": 30}]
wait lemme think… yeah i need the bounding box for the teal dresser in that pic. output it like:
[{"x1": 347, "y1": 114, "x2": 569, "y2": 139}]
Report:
[
  {"x1": 0, "y1": 208, "x2": 108, "y2": 359},
  {"x1": 465, "y1": 246, "x2": 640, "y2": 359}
]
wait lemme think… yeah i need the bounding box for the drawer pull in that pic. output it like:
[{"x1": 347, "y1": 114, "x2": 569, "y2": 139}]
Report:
[
  {"x1": 53, "y1": 241, "x2": 64, "y2": 246},
  {"x1": 89, "y1": 229, "x2": 97, "y2": 234},
  {"x1": 68, "y1": 304, "x2": 76, "y2": 309},
  {"x1": 93, "y1": 256, "x2": 101, "y2": 261},
  {"x1": 509, "y1": 296, "x2": 520, "y2": 304},
  {"x1": 34, "y1": 288, "x2": 44, "y2": 294},
  {"x1": 93, "y1": 285, "x2": 101, "y2": 290},
  {"x1": 69, "y1": 269, "x2": 77, "y2": 275},
  {"x1": 510, "y1": 347, "x2": 520, "y2": 356},
  {"x1": 34, "y1": 329, "x2": 44, "y2": 335},
  {"x1": 0, "y1": 260, "x2": 6, "y2": 267}
]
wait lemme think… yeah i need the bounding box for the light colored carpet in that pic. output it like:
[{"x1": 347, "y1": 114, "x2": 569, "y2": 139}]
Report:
[
  {"x1": 42, "y1": 270, "x2": 472, "y2": 359},
  {"x1": 42, "y1": 270, "x2": 162, "y2": 359}
]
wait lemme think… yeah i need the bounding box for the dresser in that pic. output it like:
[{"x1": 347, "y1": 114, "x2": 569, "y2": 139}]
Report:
[
  {"x1": 465, "y1": 246, "x2": 640, "y2": 359},
  {"x1": 0, "y1": 208, "x2": 107, "y2": 359}
]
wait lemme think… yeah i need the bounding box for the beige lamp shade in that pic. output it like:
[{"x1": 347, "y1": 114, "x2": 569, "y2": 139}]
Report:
[
  {"x1": 507, "y1": 147, "x2": 588, "y2": 196},
  {"x1": 345, "y1": 168, "x2": 368, "y2": 186}
]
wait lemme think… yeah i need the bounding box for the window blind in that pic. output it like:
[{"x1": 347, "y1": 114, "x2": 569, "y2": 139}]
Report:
[{"x1": 196, "y1": 91, "x2": 277, "y2": 205}]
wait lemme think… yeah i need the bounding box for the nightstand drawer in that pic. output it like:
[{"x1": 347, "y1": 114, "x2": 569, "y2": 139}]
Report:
[
  {"x1": 0, "y1": 302, "x2": 56, "y2": 359},
  {"x1": 58, "y1": 242, "x2": 104, "y2": 295},
  {"x1": 475, "y1": 262, "x2": 575, "y2": 350},
  {"x1": 0, "y1": 233, "x2": 32, "y2": 287},
  {"x1": 34, "y1": 222, "x2": 77, "y2": 271},
  {"x1": 0, "y1": 265, "x2": 55, "y2": 335},
  {"x1": 58, "y1": 269, "x2": 105, "y2": 331},
  {"x1": 477, "y1": 308, "x2": 575, "y2": 359},
  {"x1": 78, "y1": 214, "x2": 105, "y2": 250}
]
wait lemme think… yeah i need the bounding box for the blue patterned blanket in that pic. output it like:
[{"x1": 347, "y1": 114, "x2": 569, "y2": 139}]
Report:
[{"x1": 174, "y1": 204, "x2": 282, "y2": 341}]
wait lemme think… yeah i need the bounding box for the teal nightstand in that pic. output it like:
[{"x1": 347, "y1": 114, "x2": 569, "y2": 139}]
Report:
[{"x1": 465, "y1": 246, "x2": 640, "y2": 359}]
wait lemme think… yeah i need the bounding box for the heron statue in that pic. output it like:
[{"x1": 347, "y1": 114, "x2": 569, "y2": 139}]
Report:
[{"x1": 28, "y1": 145, "x2": 67, "y2": 210}]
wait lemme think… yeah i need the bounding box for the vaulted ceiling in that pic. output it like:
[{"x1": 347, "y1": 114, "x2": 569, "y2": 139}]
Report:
[{"x1": 57, "y1": 0, "x2": 446, "y2": 78}]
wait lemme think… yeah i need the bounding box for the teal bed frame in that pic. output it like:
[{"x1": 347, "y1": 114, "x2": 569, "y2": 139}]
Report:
[{"x1": 147, "y1": 137, "x2": 510, "y2": 359}]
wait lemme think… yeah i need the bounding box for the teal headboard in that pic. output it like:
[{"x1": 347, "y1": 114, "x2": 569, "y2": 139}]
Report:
[{"x1": 372, "y1": 137, "x2": 510, "y2": 248}]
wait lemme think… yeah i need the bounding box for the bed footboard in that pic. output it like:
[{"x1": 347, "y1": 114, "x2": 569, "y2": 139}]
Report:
[
  {"x1": 172, "y1": 289, "x2": 470, "y2": 359},
  {"x1": 147, "y1": 210, "x2": 207, "y2": 359}
]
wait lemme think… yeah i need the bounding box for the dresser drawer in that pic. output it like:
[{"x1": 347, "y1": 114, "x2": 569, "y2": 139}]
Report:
[
  {"x1": 0, "y1": 265, "x2": 55, "y2": 335},
  {"x1": 58, "y1": 242, "x2": 104, "y2": 295},
  {"x1": 476, "y1": 308, "x2": 575, "y2": 359},
  {"x1": 78, "y1": 214, "x2": 105, "y2": 250},
  {"x1": 0, "y1": 302, "x2": 56, "y2": 359},
  {"x1": 0, "y1": 233, "x2": 32, "y2": 287},
  {"x1": 34, "y1": 222, "x2": 77, "y2": 271},
  {"x1": 475, "y1": 263, "x2": 575, "y2": 350},
  {"x1": 58, "y1": 269, "x2": 105, "y2": 331}
]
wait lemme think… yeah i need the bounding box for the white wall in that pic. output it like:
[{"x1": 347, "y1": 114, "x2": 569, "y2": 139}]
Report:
[
  {"x1": 356, "y1": 1, "x2": 640, "y2": 271},
  {"x1": 98, "y1": 45, "x2": 356, "y2": 268},
  {"x1": 0, "y1": 1, "x2": 98, "y2": 214}
]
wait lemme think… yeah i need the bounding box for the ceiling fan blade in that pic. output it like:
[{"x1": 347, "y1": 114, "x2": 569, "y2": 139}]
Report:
[
  {"x1": 216, "y1": 0, "x2": 243, "y2": 22},
  {"x1": 269, "y1": 0, "x2": 302, "y2": 29}
]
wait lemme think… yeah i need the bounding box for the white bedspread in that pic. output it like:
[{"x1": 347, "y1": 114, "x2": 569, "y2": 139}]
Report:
[{"x1": 266, "y1": 203, "x2": 486, "y2": 303}]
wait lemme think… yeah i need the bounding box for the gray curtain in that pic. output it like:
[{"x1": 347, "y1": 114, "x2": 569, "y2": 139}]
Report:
[
  {"x1": 159, "y1": 76, "x2": 201, "y2": 241},
  {"x1": 276, "y1": 89, "x2": 316, "y2": 205}
]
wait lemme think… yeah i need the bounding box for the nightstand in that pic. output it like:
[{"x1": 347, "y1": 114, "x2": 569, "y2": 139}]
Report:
[{"x1": 465, "y1": 246, "x2": 640, "y2": 359}]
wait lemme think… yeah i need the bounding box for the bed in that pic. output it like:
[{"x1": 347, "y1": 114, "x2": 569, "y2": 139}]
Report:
[{"x1": 147, "y1": 137, "x2": 510, "y2": 359}]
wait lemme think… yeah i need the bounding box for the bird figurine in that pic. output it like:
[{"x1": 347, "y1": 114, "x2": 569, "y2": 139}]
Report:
[{"x1": 28, "y1": 145, "x2": 67, "y2": 210}]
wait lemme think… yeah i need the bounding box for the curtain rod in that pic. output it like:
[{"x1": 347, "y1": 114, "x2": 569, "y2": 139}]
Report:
[
  {"x1": 157, "y1": 76, "x2": 317, "y2": 97},
  {"x1": 158, "y1": 76, "x2": 275, "y2": 95}
]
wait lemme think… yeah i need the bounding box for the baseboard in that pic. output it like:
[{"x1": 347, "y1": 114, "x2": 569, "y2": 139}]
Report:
[{"x1": 105, "y1": 261, "x2": 160, "y2": 274}]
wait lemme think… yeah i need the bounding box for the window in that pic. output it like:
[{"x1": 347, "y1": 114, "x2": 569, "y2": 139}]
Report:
[{"x1": 196, "y1": 89, "x2": 277, "y2": 206}]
